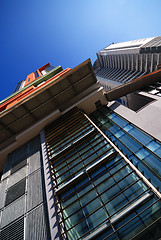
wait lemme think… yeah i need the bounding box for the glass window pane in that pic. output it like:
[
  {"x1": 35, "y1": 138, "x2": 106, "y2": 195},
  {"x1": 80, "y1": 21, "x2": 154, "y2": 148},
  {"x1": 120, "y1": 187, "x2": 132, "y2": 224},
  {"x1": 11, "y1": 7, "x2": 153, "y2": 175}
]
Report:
[
  {"x1": 136, "y1": 223, "x2": 160, "y2": 240},
  {"x1": 154, "y1": 147, "x2": 161, "y2": 158},
  {"x1": 93, "y1": 171, "x2": 111, "y2": 186},
  {"x1": 123, "y1": 124, "x2": 133, "y2": 132},
  {"x1": 119, "y1": 134, "x2": 142, "y2": 153},
  {"x1": 105, "y1": 129, "x2": 112, "y2": 137},
  {"x1": 110, "y1": 164, "x2": 131, "y2": 177},
  {"x1": 61, "y1": 186, "x2": 77, "y2": 205},
  {"x1": 92, "y1": 111, "x2": 107, "y2": 124},
  {"x1": 111, "y1": 115, "x2": 127, "y2": 128},
  {"x1": 82, "y1": 197, "x2": 101, "y2": 215},
  {"x1": 115, "y1": 130, "x2": 125, "y2": 139},
  {"x1": 135, "y1": 197, "x2": 161, "y2": 239},
  {"x1": 108, "y1": 113, "x2": 117, "y2": 120},
  {"x1": 99, "y1": 106, "x2": 111, "y2": 117},
  {"x1": 65, "y1": 208, "x2": 84, "y2": 229},
  {"x1": 76, "y1": 179, "x2": 93, "y2": 197},
  {"x1": 67, "y1": 219, "x2": 88, "y2": 239},
  {"x1": 109, "y1": 124, "x2": 120, "y2": 134},
  {"x1": 123, "y1": 180, "x2": 148, "y2": 202},
  {"x1": 128, "y1": 127, "x2": 152, "y2": 145},
  {"x1": 56, "y1": 162, "x2": 83, "y2": 186},
  {"x1": 115, "y1": 212, "x2": 145, "y2": 240},
  {"x1": 101, "y1": 184, "x2": 121, "y2": 204},
  {"x1": 63, "y1": 201, "x2": 80, "y2": 219},
  {"x1": 96, "y1": 226, "x2": 118, "y2": 240},
  {"x1": 132, "y1": 159, "x2": 161, "y2": 191},
  {"x1": 146, "y1": 140, "x2": 160, "y2": 152},
  {"x1": 90, "y1": 165, "x2": 107, "y2": 181},
  {"x1": 129, "y1": 155, "x2": 140, "y2": 166},
  {"x1": 117, "y1": 172, "x2": 139, "y2": 190},
  {"x1": 86, "y1": 208, "x2": 107, "y2": 230},
  {"x1": 143, "y1": 154, "x2": 161, "y2": 178},
  {"x1": 135, "y1": 148, "x2": 150, "y2": 160},
  {"x1": 105, "y1": 193, "x2": 128, "y2": 216},
  {"x1": 136, "y1": 197, "x2": 161, "y2": 226},
  {"x1": 102, "y1": 121, "x2": 114, "y2": 130}
]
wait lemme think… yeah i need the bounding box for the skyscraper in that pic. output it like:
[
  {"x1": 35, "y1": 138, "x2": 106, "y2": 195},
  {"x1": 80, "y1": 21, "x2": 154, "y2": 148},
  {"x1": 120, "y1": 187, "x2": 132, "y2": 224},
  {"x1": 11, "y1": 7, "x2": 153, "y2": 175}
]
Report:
[
  {"x1": 94, "y1": 37, "x2": 161, "y2": 91},
  {"x1": 0, "y1": 56, "x2": 161, "y2": 239}
]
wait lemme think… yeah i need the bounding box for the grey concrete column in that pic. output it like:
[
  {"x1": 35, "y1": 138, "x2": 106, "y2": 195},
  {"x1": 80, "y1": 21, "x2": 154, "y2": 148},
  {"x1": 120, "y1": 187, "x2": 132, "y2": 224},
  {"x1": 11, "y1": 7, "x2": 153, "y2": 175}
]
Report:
[{"x1": 40, "y1": 130, "x2": 61, "y2": 240}]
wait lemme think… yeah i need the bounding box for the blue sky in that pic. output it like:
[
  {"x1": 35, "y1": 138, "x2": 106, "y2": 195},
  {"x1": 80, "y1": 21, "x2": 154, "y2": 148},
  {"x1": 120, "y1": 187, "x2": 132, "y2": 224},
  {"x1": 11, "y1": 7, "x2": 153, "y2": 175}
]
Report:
[{"x1": 1, "y1": 0, "x2": 161, "y2": 101}]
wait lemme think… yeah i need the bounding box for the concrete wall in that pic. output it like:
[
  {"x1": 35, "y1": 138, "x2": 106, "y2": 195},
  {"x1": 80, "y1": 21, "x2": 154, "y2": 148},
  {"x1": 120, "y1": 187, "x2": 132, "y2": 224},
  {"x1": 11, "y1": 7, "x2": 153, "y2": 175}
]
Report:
[{"x1": 0, "y1": 135, "x2": 50, "y2": 239}]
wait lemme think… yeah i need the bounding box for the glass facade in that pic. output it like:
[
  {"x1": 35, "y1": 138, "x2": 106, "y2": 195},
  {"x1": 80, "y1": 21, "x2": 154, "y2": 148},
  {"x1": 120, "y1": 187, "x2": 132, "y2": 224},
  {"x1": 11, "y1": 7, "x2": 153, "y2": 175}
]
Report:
[
  {"x1": 90, "y1": 106, "x2": 161, "y2": 191},
  {"x1": 45, "y1": 106, "x2": 161, "y2": 240}
]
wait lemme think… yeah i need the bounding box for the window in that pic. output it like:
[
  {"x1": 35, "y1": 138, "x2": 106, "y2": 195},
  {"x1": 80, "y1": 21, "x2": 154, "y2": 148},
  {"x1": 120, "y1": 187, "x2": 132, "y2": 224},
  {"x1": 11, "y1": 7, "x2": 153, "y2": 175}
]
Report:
[
  {"x1": 11, "y1": 159, "x2": 27, "y2": 174},
  {"x1": 5, "y1": 179, "x2": 26, "y2": 206},
  {"x1": 90, "y1": 106, "x2": 161, "y2": 189},
  {"x1": 47, "y1": 65, "x2": 55, "y2": 71},
  {"x1": 34, "y1": 71, "x2": 39, "y2": 79},
  {"x1": 45, "y1": 107, "x2": 161, "y2": 240},
  {"x1": 13, "y1": 81, "x2": 23, "y2": 93}
]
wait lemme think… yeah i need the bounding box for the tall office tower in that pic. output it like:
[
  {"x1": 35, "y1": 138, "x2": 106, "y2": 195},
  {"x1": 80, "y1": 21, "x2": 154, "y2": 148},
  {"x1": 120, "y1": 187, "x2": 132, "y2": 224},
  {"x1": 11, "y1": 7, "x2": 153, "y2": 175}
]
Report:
[
  {"x1": 0, "y1": 58, "x2": 161, "y2": 240},
  {"x1": 94, "y1": 37, "x2": 161, "y2": 91}
]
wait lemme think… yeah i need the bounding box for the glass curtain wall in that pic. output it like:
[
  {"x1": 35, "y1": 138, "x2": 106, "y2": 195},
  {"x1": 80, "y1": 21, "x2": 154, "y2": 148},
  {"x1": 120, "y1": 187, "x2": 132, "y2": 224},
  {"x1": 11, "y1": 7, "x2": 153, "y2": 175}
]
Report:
[
  {"x1": 44, "y1": 107, "x2": 161, "y2": 240},
  {"x1": 90, "y1": 106, "x2": 161, "y2": 191}
]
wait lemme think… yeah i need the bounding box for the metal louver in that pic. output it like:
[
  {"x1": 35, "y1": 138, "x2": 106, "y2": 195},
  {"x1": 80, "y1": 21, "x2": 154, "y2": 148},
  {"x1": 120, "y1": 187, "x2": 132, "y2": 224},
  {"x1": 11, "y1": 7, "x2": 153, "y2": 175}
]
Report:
[{"x1": 0, "y1": 217, "x2": 24, "y2": 240}]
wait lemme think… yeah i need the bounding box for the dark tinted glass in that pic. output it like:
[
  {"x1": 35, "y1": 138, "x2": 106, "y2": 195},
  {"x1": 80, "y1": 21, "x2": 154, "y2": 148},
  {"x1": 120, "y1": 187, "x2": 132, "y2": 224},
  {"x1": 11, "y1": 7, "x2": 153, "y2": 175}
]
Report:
[
  {"x1": 5, "y1": 179, "x2": 26, "y2": 206},
  {"x1": 47, "y1": 65, "x2": 55, "y2": 71},
  {"x1": 35, "y1": 71, "x2": 39, "y2": 79},
  {"x1": 11, "y1": 159, "x2": 27, "y2": 174}
]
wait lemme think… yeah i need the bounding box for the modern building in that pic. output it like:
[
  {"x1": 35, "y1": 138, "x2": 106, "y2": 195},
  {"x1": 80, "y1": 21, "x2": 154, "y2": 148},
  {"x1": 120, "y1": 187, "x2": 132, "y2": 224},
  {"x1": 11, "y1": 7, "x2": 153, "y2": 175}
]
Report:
[
  {"x1": 94, "y1": 37, "x2": 161, "y2": 91},
  {"x1": 0, "y1": 58, "x2": 161, "y2": 240}
]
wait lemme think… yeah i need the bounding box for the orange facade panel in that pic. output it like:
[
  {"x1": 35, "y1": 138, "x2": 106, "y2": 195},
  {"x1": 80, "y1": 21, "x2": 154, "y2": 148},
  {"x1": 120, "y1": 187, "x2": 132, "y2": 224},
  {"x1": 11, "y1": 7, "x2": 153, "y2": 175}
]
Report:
[
  {"x1": 0, "y1": 86, "x2": 35, "y2": 111},
  {"x1": 38, "y1": 63, "x2": 50, "y2": 72},
  {"x1": 0, "y1": 68, "x2": 71, "y2": 113},
  {"x1": 24, "y1": 63, "x2": 52, "y2": 87}
]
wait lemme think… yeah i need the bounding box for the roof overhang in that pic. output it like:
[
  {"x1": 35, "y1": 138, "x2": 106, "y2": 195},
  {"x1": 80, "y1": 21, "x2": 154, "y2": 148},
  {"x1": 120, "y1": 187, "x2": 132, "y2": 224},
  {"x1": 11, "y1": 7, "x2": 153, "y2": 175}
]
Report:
[
  {"x1": 105, "y1": 69, "x2": 161, "y2": 101},
  {"x1": 0, "y1": 59, "x2": 101, "y2": 151}
]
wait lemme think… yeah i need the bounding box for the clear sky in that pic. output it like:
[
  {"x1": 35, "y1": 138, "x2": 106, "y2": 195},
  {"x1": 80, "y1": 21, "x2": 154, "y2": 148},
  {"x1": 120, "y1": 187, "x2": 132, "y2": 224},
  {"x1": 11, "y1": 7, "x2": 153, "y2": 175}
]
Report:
[{"x1": 1, "y1": 0, "x2": 161, "y2": 101}]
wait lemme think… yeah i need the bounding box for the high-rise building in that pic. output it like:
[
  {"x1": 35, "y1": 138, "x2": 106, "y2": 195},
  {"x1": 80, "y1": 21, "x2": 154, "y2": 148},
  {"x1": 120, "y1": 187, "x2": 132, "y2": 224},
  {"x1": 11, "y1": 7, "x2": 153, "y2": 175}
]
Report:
[
  {"x1": 0, "y1": 57, "x2": 161, "y2": 240},
  {"x1": 94, "y1": 37, "x2": 161, "y2": 91}
]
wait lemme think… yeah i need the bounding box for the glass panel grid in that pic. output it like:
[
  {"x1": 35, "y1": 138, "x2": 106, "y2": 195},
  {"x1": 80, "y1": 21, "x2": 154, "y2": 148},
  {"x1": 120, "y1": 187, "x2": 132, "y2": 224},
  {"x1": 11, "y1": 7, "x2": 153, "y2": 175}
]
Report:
[
  {"x1": 90, "y1": 106, "x2": 161, "y2": 191},
  {"x1": 57, "y1": 155, "x2": 151, "y2": 238},
  {"x1": 95, "y1": 198, "x2": 161, "y2": 240},
  {"x1": 47, "y1": 123, "x2": 94, "y2": 157},
  {"x1": 44, "y1": 107, "x2": 161, "y2": 240},
  {"x1": 57, "y1": 162, "x2": 151, "y2": 239},
  {"x1": 49, "y1": 131, "x2": 98, "y2": 166},
  {"x1": 96, "y1": 106, "x2": 154, "y2": 148},
  {"x1": 50, "y1": 138, "x2": 113, "y2": 188}
]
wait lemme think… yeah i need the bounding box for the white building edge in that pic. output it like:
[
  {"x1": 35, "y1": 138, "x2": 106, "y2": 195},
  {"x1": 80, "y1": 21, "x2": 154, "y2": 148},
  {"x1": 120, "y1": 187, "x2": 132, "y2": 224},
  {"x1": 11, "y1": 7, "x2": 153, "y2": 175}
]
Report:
[{"x1": 94, "y1": 36, "x2": 161, "y2": 90}]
